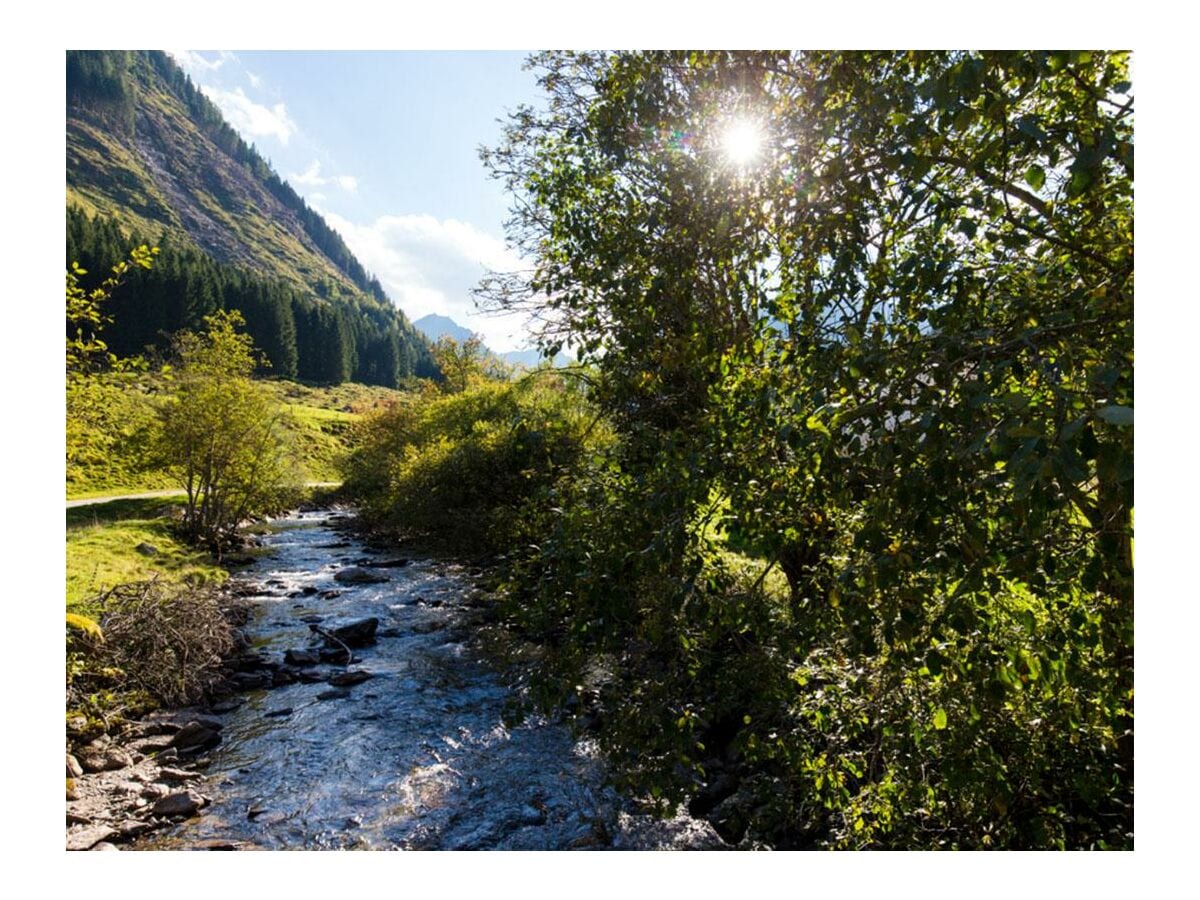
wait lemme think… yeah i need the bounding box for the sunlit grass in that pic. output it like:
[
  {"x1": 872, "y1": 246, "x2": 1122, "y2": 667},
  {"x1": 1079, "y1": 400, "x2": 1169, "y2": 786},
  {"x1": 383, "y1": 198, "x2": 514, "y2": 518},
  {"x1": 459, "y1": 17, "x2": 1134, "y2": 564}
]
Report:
[{"x1": 67, "y1": 498, "x2": 228, "y2": 610}]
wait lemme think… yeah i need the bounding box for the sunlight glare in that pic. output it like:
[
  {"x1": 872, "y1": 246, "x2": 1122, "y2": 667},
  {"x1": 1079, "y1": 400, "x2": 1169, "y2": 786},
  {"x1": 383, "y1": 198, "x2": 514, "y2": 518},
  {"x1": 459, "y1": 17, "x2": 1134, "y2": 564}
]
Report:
[{"x1": 721, "y1": 119, "x2": 763, "y2": 167}]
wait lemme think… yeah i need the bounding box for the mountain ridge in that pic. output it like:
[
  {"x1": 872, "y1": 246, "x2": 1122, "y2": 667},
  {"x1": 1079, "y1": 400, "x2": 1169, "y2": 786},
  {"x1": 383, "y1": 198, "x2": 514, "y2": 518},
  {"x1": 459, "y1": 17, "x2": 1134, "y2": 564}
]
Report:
[{"x1": 66, "y1": 50, "x2": 434, "y2": 385}]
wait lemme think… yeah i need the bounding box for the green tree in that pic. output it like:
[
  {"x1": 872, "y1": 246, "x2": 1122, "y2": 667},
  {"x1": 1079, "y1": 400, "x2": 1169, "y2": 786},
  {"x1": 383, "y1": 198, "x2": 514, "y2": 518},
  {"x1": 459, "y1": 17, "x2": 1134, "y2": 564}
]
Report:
[
  {"x1": 431, "y1": 334, "x2": 489, "y2": 393},
  {"x1": 482, "y1": 51, "x2": 1133, "y2": 848},
  {"x1": 66, "y1": 245, "x2": 159, "y2": 483},
  {"x1": 159, "y1": 310, "x2": 297, "y2": 551}
]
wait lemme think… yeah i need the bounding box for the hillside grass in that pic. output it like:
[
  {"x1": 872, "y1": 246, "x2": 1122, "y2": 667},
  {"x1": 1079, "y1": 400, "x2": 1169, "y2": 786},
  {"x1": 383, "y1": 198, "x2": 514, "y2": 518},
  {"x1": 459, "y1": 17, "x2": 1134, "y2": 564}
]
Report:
[
  {"x1": 67, "y1": 376, "x2": 404, "y2": 499},
  {"x1": 66, "y1": 496, "x2": 228, "y2": 612}
]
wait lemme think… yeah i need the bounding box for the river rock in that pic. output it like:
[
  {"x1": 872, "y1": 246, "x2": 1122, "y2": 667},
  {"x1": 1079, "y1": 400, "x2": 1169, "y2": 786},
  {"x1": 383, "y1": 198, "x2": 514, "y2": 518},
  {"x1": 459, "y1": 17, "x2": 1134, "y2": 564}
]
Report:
[
  {"x1": 328, "y1": 669, "x2": 373, "y2": 687},
  {"x1": 128, "y1": 735, "x2": 175, "y2": 754},
  {"x1": 264, "y1": 707, "x2": 293, "y2": 718},
  {"x1": 334, "y1": 566, "x2": 390, "y2": 585},
  {"x1": 230, "y1": 671, "x2": 274, "y2": 691},
  {"x1": 77, "y1": 746, "x2": 133, "y2": 773},
  {"x1": 322, "y1": 617, "x2": 379, "y2": 648},
  {"x1": 316, "y1": 688, "x2": 352, "y2": 701},
  {"x1": 135, "y1": 542, "x2": 159, "y2": 556},
  {"x1": 227, "y1": 652, "x2": 274, "y2": 672},
  {"x1": 366, "y1": 557, "x2": 409, "y2": 568},
  {"x1": 284, "y1": 648, "x2": 320, "y2": 666},
  {"x1": 66, "y1": 753, "x2": 83, "y2": 778},
  {"x1": 158, "y1": 766, "x2": 203, "y2": 782},
  {"x1": 319, "y1": 590, "x2": 343, "y2": 599},
  {"x1": 91, "y1": 842, "x2": 121, "y2": 851},
  {"x1": 118, "y1": 819, "x2": 154, "y2": 839},
  {"x1": 208, "y1": 698, "x2": 243, "y2": 714},
  {"x1": 171, "y1": 721, "x2": 222, "y2": 753},
  {"x1": 152, "y1": 789, "x2": 208, "y2": 818},
  {"x1": 136, "y1": 719, "x2": 182, "y2": 737},
  {"x1": 67, "y1": 823, "x2": 118, "y2": 851}
]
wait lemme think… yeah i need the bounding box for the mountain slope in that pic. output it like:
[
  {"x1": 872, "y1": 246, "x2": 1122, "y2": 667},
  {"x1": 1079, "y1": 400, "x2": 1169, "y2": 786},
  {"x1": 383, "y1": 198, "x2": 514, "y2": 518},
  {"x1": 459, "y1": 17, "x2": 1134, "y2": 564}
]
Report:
[{"x1": 66, "y1": 50, "x2": 433, "y2": 384}]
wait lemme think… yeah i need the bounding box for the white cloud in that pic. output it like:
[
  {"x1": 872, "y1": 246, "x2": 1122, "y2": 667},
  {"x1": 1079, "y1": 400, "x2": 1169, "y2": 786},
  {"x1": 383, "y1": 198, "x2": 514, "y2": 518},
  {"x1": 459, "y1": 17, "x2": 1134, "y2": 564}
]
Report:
[
  {"x1": 200, "y1": 85, "x2": 297, "y2": 146},
  {"x1": 247, "y1": 71, "x2": 263, "y2": 90},
  {"x1": 166, "y1": 50, "x2": 235, "y2": 77},
  {"x1": 291, "y1": 160, "x2": 325, "y2": 186},
  {"x1": 289, "y1": 161, "x2": 357, "y2": 193},
  {"x1": 316, "y1": 210, "x2": 532, "y2": 352}
]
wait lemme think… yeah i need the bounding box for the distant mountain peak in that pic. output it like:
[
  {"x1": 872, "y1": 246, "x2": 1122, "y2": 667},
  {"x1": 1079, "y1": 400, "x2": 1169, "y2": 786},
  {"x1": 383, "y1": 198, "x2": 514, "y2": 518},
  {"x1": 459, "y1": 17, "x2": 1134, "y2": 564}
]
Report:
[
  {"x1": 412, "y1": 314, "x2": 477, "y2": 344},
  {"x1": 412, "y1": 313, "x2": 572, "y2": 370}
]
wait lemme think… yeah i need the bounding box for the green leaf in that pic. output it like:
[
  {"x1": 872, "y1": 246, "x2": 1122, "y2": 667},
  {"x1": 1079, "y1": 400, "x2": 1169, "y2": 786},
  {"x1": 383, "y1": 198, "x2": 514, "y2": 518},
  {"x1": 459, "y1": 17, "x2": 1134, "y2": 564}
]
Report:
[
  {"x1": 66, "y1": 613, "x2": 103, "y2": 640},
  {"x1": 1096, "y1": 405, "x2": 1133, "y2": 427},
  {"x1": 932, "y1": 707, "x2": 948, "y2": 730},
  {"x1": 805, "y1": 415, "x2": 830, "y2": 437},
  {"x1": 1025, "y1": 165, "x2": 1046, "y2": 191}
]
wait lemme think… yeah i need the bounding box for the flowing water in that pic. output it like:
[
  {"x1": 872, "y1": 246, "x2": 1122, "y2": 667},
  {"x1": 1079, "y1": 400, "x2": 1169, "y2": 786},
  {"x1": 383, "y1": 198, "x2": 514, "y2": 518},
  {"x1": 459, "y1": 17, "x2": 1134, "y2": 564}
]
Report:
[{"x1": 139, "y1": 510, "x2": 720, "y2": 850}]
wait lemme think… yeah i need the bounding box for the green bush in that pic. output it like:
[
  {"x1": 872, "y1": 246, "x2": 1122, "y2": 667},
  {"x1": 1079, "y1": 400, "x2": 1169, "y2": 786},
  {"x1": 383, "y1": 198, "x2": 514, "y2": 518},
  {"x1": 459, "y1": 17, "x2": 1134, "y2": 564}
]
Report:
[{"x1": 343, "y1": 375, "x2": 605, "y2": 554}]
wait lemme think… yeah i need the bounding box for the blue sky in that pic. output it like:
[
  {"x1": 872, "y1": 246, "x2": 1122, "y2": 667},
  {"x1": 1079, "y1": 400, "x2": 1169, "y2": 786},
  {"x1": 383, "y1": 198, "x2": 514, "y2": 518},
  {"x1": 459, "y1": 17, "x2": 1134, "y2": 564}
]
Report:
[{"x1": 168, "y1": 50, "x2": 541, "y2": 351}]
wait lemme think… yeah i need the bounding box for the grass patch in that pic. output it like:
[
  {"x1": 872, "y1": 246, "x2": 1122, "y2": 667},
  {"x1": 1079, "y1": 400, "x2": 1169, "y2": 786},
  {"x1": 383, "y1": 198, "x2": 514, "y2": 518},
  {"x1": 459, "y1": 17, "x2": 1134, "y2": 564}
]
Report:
[{"x1": 67, "y1": 497, "x2": 227, "y2": 611}]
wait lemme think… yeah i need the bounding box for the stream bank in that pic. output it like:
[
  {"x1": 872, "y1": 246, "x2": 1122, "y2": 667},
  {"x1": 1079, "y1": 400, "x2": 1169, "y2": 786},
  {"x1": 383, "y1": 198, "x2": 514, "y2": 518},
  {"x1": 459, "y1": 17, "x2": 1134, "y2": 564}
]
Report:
[{"x1": 67, "y1": 508, "x2": 723, "y2": 850}]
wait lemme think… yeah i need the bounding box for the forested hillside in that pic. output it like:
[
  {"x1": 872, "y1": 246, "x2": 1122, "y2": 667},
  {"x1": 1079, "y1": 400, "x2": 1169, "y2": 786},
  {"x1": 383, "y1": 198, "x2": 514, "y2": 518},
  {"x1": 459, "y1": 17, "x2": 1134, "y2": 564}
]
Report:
[{"x1": 66, "y1": 51, "x2": 434, "y2": 385}]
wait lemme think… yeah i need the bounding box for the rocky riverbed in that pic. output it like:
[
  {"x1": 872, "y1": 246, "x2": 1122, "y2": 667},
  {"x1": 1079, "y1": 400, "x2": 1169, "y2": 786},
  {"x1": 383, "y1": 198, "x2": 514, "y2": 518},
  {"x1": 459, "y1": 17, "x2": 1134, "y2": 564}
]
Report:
[{"x1": 66, "y1": 509, "x2": 723, "y2": 851}]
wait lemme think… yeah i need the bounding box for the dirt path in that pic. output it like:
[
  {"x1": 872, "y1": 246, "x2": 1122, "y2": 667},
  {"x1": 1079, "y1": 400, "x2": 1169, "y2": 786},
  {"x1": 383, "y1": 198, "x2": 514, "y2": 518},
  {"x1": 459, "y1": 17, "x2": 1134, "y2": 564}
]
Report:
[{"x1": 66, "y1": 483, "x2": 342, "y2": 509}]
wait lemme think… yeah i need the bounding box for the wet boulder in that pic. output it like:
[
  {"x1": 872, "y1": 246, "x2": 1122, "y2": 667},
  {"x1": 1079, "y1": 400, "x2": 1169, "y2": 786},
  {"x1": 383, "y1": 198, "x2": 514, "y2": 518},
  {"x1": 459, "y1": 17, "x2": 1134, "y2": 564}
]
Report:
[
  {"x1": 328, "y1": 669, "x2": 373, "y2": 687},
  {"x1": 321, "y1": 617, "x2": 379, "y2": 648},
  {"x1": 284, "y1": 648, "x2": 320, "y2": 666},
  {"x1": 334, "y1": 566, "x2": 390, "y2": 585},
  {"x1": 229, "y1": 671, "x2": 274, "y2": 691},
  {"x1": 366, "y1": 557, "x2": 409, "y2": 569},
  {"x1": 170, "y1": 721, "x2": 223, "y2": 753},
  {"x1": 152, "y1": 789, "x2": 208, "y2": 818}
]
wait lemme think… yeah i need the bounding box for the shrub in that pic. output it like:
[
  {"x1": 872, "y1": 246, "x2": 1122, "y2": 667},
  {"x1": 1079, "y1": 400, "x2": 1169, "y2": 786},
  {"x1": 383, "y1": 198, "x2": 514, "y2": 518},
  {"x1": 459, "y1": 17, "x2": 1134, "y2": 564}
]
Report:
[
  {"x1": 68, "y1": 580, "x2": 236, "y2": 708},
  {"x1": 343, "y1": 374, "x2": 605, "y2": 554}
]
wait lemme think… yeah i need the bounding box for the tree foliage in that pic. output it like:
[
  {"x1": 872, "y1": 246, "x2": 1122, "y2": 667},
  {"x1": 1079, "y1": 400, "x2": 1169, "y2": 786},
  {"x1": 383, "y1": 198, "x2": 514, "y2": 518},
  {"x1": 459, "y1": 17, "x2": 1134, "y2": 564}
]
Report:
[
  {"x1": 158, "y1": 310, "x2": 298, "y2": 550},
  {"x1": 66, "y1": 244, "x2": 162, "y2": 486},
  {"x1": 430, "y1": 335, "x2": 490, "y2": 393},
  {"x1": 478, "y1": 50, "x2": 1133, "y2": 848},
  {"x1": 344, "y1": 374, "x2": 602, "y2": 554}
]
